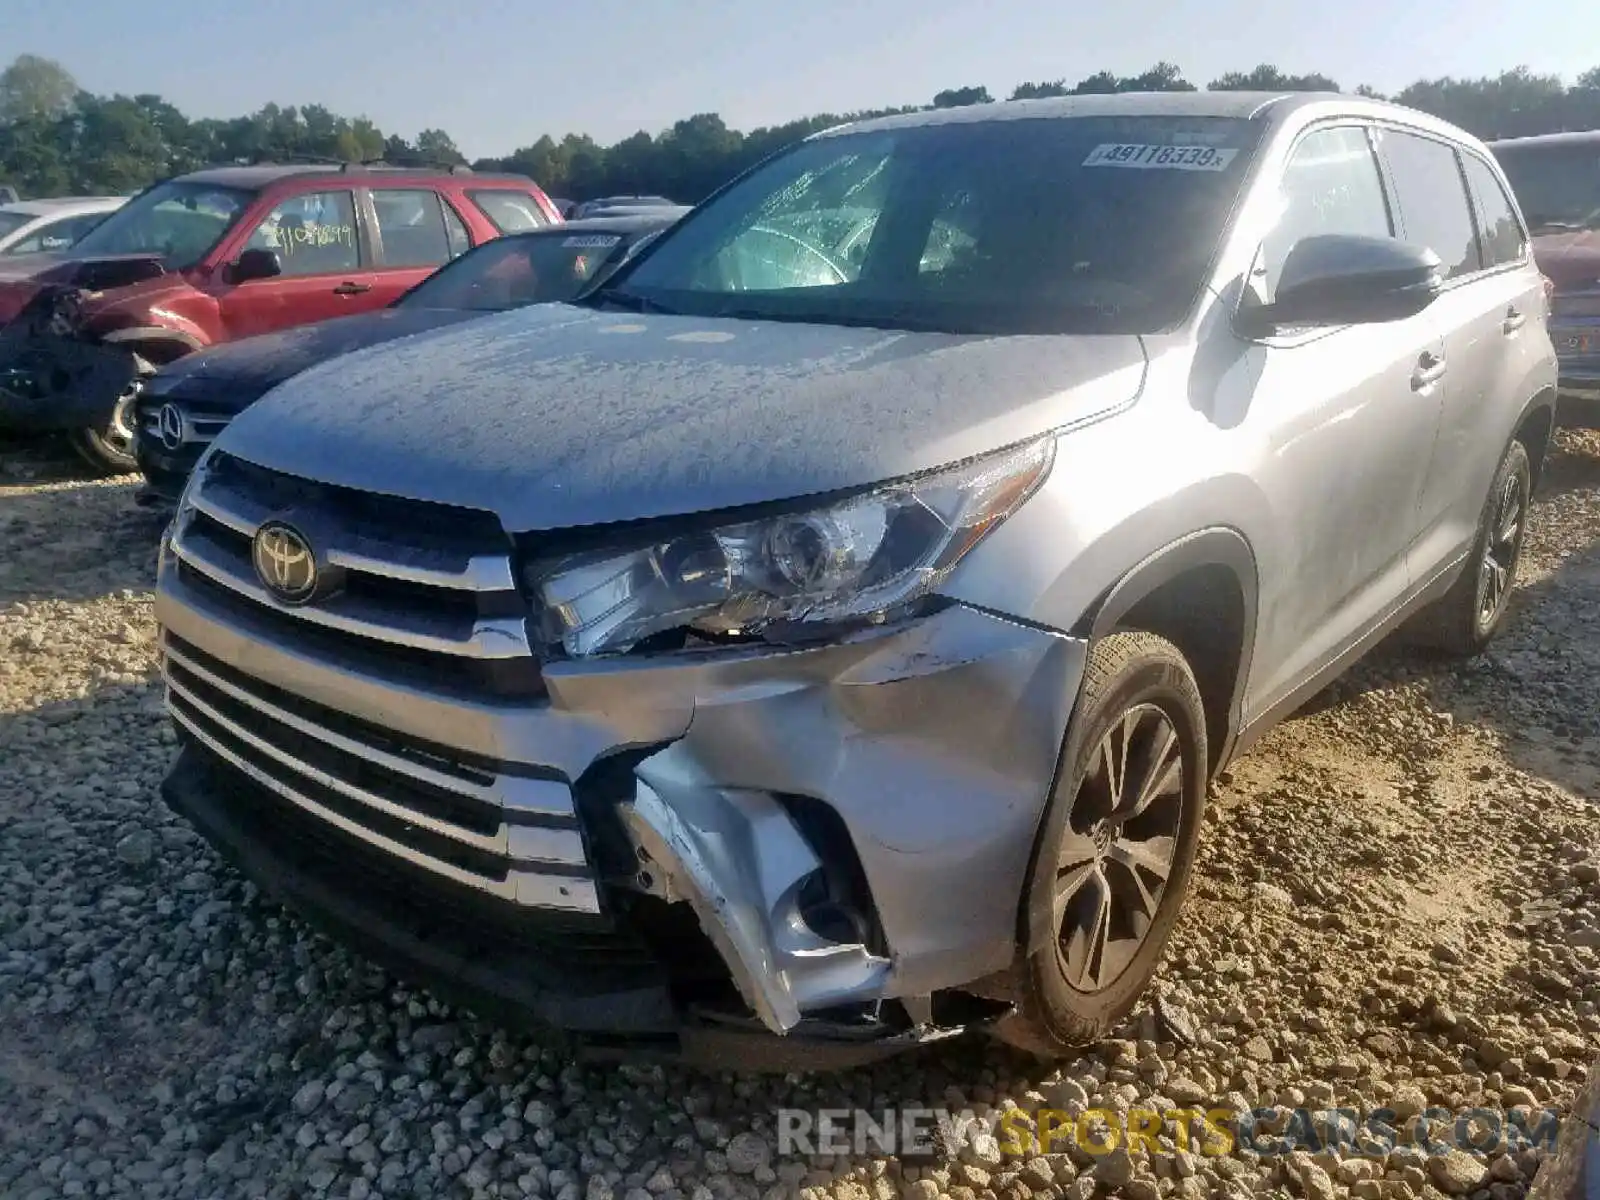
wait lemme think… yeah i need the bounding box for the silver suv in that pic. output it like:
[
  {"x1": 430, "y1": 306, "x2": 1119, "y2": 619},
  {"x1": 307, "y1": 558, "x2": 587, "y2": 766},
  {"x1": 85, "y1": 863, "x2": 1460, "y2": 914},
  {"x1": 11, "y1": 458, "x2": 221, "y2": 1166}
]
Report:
[{"x1": 153, "y1": 92, "x2": 1557, "y2": 1065}]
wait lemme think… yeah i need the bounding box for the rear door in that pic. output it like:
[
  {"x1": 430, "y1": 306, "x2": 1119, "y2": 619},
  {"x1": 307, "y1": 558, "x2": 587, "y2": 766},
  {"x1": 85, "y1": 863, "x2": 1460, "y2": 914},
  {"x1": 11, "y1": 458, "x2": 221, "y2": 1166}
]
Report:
[
  {"x1": 361, "y1": 187, "x2": 473, "y2": 306},
  {"x1": 1377, "y1": 129, "x2": 1546, "y2": 577},
  {"x1": 216, "y1": 188, "x2": 377, "y2": 339}
]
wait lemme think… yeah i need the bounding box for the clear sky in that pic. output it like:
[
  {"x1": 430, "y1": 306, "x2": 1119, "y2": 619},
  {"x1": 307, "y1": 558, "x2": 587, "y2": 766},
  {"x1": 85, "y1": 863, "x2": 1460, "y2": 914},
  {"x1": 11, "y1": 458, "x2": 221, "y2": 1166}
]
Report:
[{"x1": 6, "y1": 0, "x2": 1592, "y2": 160}]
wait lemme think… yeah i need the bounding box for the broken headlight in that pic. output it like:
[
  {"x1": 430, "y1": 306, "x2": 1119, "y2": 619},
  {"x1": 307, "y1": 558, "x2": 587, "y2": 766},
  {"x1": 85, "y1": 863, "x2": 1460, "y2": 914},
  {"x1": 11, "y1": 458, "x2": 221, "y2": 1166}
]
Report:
[{"x1": 525, "y1": 436, "x2": 1055, "y2": 658}]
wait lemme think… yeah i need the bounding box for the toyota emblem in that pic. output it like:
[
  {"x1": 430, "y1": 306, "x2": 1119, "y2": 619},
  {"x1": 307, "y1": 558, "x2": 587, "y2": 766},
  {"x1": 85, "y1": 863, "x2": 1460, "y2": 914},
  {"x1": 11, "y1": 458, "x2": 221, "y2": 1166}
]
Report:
[
  {"x1": 252, "y1": 522, "x2": 318, "y2": 604},
  {"x1": 156, "y1": 403, "x2": 187, "y2": 451}
]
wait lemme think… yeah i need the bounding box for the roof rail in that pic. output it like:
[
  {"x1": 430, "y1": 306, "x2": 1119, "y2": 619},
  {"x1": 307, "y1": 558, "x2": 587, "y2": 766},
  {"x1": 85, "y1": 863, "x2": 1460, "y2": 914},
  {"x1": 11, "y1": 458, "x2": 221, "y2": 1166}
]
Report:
[
  {"x1": 244, "y1": 152, "x2": 349, "y2": 166},
  {"x1": 216, "y1": 154, "x2": 479, "y2": 175},
  {"x1": 352, "y1": 157, "x2": 475, "y2": 175}
]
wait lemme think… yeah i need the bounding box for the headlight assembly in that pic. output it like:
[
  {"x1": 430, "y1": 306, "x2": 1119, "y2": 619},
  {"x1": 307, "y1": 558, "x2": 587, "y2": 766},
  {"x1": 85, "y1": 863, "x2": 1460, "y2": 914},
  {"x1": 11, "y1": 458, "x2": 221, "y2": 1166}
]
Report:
[{"x1": 525, "y1": 435, "x2": 1055, "y2": 658}]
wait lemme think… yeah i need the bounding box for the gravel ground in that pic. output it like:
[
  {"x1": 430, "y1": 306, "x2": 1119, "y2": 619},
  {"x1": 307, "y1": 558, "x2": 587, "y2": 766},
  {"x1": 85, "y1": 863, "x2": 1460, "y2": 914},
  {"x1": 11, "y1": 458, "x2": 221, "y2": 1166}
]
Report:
[{"x1": 2, "y1": 431, "x2": 1598, "y2": 1200}]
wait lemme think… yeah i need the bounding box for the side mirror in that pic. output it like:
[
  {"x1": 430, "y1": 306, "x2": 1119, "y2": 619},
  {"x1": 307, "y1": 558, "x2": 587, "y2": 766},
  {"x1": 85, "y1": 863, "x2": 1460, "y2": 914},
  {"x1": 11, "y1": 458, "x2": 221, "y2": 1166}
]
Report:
[
  {"x1": 230, "y1": 247, "x2": 283, "y2": 284},
  {"x1": 1246, "y1": 234, "x2": 1444, "y2": 332}
]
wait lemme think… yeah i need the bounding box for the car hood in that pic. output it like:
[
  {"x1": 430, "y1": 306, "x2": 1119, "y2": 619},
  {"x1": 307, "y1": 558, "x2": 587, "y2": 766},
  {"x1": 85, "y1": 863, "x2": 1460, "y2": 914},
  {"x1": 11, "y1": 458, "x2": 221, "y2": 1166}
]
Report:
[
  {"x1": 0, "y1": 252, "x2": 171, "y2": 326},
  {"x1": 1530, "y1": 230, "x2": 1600, "y2": 291},
  {"x1": 0, "y1": 251, "x2": 166, "y2": 288},
  {"x1": 153, "y1": 307, "x2": 486, "y2": 405},
  {"x1": 220, "y1": 303, "x2": 1148, "y2": 533},
  {"x1": 0, "y1": 250, "x2": 69, "y2": 285}
]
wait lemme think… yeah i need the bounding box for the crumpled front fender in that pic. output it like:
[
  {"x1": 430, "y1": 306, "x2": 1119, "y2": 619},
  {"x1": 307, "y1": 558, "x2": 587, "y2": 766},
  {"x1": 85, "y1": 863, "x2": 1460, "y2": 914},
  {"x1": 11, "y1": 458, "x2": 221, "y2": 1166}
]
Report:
[
  {"x1": 0, "y1": 285, "x2": 141, "y2": 430},
  {"x1": 610, "y1": 602, "x2": 1088, "y2": 1035}
]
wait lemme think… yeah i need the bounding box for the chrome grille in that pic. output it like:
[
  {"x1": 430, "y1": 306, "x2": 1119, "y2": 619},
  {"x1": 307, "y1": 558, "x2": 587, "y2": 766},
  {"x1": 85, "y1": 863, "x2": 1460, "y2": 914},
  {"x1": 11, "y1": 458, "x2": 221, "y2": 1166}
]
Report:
[
  {"x1": 137, "y1": 394, "x2": 232, "y2": 448},
  {"x1": 162, "y1": 634, "x2": 599, "y2": 913},
  {"x1": 167, "y1": 451, "x2": 539, "y2": 679},
  {"x1": 158, "y1": 453, "x2": 591, "y2": 914}
]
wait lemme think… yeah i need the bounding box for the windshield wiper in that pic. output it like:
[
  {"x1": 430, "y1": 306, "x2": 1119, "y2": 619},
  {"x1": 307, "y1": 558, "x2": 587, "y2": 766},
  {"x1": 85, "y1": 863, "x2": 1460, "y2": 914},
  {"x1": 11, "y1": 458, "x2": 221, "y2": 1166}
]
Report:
[
  {"x1": 709, "y1": 306, "x2": 976, "y2": 334},
  {"x1": 585, "y1": 287, "x2": 679, "y2": 316}
]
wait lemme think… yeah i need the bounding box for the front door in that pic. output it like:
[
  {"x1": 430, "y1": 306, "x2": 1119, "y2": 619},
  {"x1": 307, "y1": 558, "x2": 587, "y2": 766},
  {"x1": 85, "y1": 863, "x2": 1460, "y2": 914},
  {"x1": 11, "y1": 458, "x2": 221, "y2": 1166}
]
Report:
[{"x1": 216, "y1": 189, "x2": 378, "y2": 340}]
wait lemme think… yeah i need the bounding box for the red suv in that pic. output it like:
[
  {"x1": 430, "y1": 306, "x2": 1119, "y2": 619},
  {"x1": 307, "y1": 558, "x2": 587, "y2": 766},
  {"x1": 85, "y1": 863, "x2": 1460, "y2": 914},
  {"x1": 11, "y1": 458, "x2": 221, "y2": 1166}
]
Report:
[{"x1": 0, "y1": 162, "x2": 560, "y2": 472}]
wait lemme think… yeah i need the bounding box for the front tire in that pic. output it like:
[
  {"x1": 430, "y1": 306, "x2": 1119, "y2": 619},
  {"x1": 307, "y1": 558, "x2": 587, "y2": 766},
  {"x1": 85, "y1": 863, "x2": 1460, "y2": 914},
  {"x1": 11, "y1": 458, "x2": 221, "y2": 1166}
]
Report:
[
  {"x1": 67, "y1": 358, "x2": 151, "y2": 476},
  {"x1": 994, "y1": 631, "x2": 1208, "y2": 1058},
  {"x1": 1410, "y1": 438, "x2": 1531, "y2": 656}
]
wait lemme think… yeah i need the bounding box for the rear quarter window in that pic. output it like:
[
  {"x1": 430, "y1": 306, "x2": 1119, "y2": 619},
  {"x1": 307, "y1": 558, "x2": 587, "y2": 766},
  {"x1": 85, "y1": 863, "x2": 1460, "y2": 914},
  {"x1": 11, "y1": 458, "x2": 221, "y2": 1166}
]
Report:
[
  {"x1": 1461, "y1": 154, "x2": 1528, "y2": 268},
  {"x1": 468, "y1": 190, "x2": 551, "y2": 234}
]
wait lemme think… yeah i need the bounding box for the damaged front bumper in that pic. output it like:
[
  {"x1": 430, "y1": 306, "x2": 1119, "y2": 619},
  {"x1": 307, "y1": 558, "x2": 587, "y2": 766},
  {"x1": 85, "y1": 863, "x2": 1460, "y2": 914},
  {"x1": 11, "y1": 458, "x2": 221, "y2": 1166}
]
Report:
[
  {"x1": 155, "y1": 532, "x2": 1087, "y2": 1061},
  {"x1": 0, "y1": 289, "x2": 139, "y2": 433}
]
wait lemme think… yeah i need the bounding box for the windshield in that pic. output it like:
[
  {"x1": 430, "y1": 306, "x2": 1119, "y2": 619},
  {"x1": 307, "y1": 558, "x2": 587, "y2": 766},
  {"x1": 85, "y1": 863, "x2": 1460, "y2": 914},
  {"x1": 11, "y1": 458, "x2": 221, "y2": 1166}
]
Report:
[
  {"x1": 1493, "y1": 144, "x2": 1600, "y2": 233},
  {"x1": 604, "y1": 115, "x2": 1262, "y2": 334},
  {"x1": 0, "y1": 211, "x2": 31, "y2": 240},
  {"x1": 401, "y1": 230, "x2": 632, "y2": 311},
  {"x1": 69, "y1": 180, "x2": 254, "y2": 266}
]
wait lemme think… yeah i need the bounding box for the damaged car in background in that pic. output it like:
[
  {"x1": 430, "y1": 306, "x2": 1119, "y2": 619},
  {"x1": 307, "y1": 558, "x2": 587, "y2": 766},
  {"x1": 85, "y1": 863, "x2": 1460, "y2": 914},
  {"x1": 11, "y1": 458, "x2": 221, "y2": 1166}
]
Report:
[
  {"x1": 155, "y1": 92, "x2": 1555, "y2": 1067},
  {"x1": 1490, "y1": 130, "x2": 1600, "y2": 429},
  {"x1": 0, "y1": 161, "x2": 561, "y2": 474}
]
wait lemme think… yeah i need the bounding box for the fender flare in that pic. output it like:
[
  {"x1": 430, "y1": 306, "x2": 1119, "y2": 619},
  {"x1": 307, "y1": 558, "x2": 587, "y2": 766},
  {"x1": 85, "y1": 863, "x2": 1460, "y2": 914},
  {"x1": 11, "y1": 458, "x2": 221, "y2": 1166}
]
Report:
[
  {"x1": 100, "y1": 326, "x2": 205, "y2": 354},
  {"x1": 1078, "y1": 525, "x2": 1260, "y2": 769},
  {"x1": 1511, "y1": 384, "x2": 1558, "y2": 486}
]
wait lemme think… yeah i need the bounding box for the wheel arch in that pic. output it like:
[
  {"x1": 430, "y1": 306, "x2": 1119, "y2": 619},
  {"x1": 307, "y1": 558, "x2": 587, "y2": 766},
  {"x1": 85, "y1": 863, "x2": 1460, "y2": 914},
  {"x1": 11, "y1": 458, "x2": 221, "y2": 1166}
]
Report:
[
  {"x1": 1512, "y1": 386, "x2": 1557, "y2": 492},
  {"x1": 1074, "y1": 526, "x2": 1259, "y2": 774},
  {"x1": 99, "y1": 326, "x2": 205, "y2": 365}
]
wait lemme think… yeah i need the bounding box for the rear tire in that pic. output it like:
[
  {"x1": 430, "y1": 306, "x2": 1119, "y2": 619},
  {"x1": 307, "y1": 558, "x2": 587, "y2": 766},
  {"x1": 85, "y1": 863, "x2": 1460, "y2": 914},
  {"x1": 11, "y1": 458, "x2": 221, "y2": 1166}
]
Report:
[
  {"x1": 993, "y1": 631, "x2": 1208, "y2": 1058},
  {"x1": 1409, "y1": 439, "x2": 1530, "y2": 657}
]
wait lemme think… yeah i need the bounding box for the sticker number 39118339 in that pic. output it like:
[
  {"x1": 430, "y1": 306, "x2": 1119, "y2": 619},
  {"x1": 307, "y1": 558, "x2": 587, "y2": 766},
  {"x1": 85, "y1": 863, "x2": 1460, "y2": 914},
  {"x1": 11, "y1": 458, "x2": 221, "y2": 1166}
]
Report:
[{"x1": 1082, "y1": 143, "x2": 1240, "y2": 171}]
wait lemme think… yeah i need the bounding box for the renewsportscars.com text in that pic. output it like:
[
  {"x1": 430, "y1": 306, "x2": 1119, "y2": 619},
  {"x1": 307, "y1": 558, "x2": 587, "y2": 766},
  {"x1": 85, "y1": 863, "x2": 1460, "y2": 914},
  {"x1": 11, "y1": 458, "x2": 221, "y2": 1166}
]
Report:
[{"x1": 775, "y1": 1105, "x2": 1560, "y2": 1159}]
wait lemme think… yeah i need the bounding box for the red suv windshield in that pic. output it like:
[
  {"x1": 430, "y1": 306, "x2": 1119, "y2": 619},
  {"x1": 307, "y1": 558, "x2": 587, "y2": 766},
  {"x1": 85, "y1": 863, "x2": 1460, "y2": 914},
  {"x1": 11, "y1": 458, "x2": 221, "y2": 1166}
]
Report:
[{"x1": 69, "y1": 181, "x2": 255, "y2": 267}]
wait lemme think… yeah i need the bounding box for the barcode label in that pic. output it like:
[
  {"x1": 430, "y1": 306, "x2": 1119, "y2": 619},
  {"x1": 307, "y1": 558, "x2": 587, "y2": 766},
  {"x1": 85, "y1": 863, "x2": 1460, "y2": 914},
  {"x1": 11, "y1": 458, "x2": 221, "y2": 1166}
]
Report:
[{"x1": 1082, "y1": 143, "x2": 1239, "y2": 171}]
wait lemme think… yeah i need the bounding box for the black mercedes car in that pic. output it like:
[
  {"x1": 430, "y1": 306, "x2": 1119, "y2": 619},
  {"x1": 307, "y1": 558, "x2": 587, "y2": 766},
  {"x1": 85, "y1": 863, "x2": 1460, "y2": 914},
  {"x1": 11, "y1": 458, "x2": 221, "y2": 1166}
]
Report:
[{"x1": 132, "y1": 209, "x2": 687, "y2": 504}]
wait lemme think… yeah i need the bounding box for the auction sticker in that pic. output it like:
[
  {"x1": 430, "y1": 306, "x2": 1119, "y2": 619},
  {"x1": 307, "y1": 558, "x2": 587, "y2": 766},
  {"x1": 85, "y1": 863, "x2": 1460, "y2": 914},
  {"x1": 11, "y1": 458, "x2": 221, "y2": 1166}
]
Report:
[
  {"x1": 1082, "y1": 143, "x2": 1239, "y2": 171},
  {"x1": 563, "y1": 235, "x2": 622, "y2": 248}
]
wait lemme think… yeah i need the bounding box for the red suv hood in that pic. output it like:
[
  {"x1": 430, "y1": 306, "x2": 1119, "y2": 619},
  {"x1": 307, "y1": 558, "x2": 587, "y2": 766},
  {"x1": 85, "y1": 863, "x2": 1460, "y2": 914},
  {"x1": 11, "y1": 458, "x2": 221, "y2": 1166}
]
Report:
[
  {"x1": 0, "y1": 250, "x2": 71, "y2": 284},
  {"x1": 0, "y1": 252, "x2": 170, "y2": 327},
  {"x1": 1530, "y1": 230, "x2": 1600, "y2": 291}
]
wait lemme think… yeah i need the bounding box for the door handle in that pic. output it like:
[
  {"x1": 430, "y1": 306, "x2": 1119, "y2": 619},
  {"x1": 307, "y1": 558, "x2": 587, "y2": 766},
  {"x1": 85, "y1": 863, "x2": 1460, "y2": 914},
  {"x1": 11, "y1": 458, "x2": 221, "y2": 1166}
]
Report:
[
  {"x1": 1502, "y1": 306, "x2": 1527, "y2": 334},
  {"x1": 332, "y1": 281, "x2": 372, "y2": 296},
  {"x1": 1411, "y1": 351, "x2": 1446, "y2": 391}
]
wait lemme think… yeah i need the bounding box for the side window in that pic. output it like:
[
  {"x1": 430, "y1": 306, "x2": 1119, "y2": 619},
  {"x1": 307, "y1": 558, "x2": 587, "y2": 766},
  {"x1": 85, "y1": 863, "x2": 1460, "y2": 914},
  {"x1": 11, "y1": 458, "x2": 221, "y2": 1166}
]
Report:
[
  {"x1": 1257, "y1": 126, "x2": 1392, "y2": 303},
  {"x1": 1379, "y1": 131, "x2": 1480, "y2": 279},
  {"x1": 372, "y1": 189, "x2": 455, "y2": 269},
  {"x1": 244, "y1": 191, "x2": 360, "y2": 277},
  {"x1": 441, "y1": 199, "x2": 472, "y2": 258},
  {"x1": 1460, "y1": 153, "x2": 1528, "y2": 269},
  {"x1": 469, "y1": 190, "x2": 550, "y2": 234}
]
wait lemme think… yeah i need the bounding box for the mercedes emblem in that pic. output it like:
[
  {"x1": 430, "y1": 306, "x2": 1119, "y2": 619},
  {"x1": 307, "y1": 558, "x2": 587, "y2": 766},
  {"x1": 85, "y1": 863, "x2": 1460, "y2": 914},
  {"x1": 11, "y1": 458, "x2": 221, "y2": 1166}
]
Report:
[{"x1": 156, "y1": 403, "x2": 187, "y2": 452}]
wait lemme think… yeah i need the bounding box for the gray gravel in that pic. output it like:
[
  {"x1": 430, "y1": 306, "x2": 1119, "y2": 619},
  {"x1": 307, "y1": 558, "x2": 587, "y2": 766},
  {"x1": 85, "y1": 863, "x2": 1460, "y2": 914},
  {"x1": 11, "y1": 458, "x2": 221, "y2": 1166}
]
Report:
[{"x1": 3, "y1": 432, "x2": 1599, "y2": 1200}]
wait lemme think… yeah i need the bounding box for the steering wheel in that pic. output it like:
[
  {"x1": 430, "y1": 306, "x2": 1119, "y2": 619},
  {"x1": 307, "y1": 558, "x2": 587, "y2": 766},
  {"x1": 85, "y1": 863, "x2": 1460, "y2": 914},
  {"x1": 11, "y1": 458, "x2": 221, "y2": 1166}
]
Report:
[{"x1": 746, "y1": 225, "x2": 850, "y2": 285}]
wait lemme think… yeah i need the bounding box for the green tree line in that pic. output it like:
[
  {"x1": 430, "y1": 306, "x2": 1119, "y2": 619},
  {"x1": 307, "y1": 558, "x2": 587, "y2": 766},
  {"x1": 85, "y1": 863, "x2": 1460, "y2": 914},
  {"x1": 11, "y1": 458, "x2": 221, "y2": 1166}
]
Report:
[{"x1": 3, "y1": 53, "x2": 1599, "y2": 205}]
